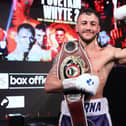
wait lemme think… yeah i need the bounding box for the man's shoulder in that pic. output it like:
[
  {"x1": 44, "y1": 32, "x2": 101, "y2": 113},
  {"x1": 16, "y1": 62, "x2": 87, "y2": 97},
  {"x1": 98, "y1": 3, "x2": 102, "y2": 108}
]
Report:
[
  {"x1": 102, "y1": 45, "x2": 117, "y2": 51},
  {"x1": 6, "y1": 51, "x2": 22, "y2": 60}
]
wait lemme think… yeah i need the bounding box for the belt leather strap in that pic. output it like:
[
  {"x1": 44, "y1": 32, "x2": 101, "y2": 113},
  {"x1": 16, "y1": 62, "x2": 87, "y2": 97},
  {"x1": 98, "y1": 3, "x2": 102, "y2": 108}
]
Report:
[{"x1": 57, "y1": 40, "x2": 92, "y2": 126}]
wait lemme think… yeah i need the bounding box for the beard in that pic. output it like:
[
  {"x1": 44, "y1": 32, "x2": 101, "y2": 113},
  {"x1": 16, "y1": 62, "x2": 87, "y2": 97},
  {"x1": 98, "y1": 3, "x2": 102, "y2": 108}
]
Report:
[{"x1": 78, "y1": 30, "x2": 97, "y2": 44}]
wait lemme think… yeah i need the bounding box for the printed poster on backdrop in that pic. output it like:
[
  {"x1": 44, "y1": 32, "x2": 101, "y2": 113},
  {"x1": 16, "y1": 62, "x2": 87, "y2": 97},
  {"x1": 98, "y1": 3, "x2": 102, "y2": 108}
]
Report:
[{"x1": 0, "y1": 0, "x2": 126, "y2": 62}]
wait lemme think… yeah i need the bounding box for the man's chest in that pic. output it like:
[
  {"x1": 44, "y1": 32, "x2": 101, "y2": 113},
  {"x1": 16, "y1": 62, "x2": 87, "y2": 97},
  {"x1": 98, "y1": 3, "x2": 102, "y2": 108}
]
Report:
[{"x1": 87, "y1": 53, "x2": 112, "y2": 74}]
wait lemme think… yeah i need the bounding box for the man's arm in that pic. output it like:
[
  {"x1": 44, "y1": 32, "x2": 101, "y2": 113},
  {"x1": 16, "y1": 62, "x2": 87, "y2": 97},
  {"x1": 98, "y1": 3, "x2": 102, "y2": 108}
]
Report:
[
  {"x1": 45, "y1": 56, "x2": 63, "y2": 93},
  {"x1": 45, "y1": 55, "x2": 99, "y2": 96},
  {"x1": 114, "y1": 5, "x2": 126, "y2": 21},
  {"x1": 114, "y1": 47, "x2": 126, "y2": 64}
]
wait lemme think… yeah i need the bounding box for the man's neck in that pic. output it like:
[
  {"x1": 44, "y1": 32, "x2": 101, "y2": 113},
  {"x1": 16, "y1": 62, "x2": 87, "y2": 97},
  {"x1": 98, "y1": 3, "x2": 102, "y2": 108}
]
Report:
[{"x1": 80, "y1": 39, "x2": 99, "y2": 51}]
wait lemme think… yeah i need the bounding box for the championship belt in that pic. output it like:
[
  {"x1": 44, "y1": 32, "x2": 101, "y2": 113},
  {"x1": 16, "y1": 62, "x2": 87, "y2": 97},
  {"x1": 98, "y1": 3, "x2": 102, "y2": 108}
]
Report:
[{"x1": 57, "y1": 40, "x2": 92, "y2": 126}]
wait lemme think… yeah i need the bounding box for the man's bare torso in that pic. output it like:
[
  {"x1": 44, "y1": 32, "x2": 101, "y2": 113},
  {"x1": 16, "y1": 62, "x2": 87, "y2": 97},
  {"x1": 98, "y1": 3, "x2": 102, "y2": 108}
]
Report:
[
  {"x1": 85, "y1": 46, "x2": 115, "y2": 99},
  {"x1": 45, "y1": 41, "x2": 119, "y2": 100}
]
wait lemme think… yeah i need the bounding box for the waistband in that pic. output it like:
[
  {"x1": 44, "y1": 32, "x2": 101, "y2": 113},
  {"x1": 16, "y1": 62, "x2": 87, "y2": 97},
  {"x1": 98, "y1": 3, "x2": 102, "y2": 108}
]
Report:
[{"x1": 60, "y1": 97, "x2": 109, "y2": 116}]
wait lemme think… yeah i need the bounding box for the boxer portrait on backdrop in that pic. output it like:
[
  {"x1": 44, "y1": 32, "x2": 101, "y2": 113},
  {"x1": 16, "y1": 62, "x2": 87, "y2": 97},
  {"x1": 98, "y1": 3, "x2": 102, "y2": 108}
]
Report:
[{"x1": 45, "y1": 7, "x2": 126, "y2": 126}]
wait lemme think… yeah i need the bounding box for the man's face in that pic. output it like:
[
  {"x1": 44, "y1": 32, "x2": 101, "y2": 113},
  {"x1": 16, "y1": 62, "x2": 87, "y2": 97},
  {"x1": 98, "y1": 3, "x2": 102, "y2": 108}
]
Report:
[
  {"x1": 35, "y1": 29, "x2": 45, "y2": 45},
  {"x1": 55, "y1": 30, "x2": 65, "y2": 44},
  {"x1": 94, "y1": 1, "x2": 104, "y2": 13},
  {"x1": 76, "y1": 13, "x2": 100, "y2": 43},
  {"x1": 17, "y1": 28, "x2": 33, "y2": 52}
]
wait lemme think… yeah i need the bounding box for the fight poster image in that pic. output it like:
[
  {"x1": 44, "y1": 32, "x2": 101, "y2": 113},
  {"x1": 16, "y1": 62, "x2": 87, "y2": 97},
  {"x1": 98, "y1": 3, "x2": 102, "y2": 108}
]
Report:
[{"x1": 0, "y1": 0, "x2": 126, "y2": 62}]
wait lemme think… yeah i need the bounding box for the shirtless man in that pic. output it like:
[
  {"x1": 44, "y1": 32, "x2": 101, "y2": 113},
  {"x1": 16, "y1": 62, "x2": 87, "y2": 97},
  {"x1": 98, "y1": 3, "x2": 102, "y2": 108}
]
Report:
[{"x1": 45, "y1": 8, "x2": 126, "y2": 126}]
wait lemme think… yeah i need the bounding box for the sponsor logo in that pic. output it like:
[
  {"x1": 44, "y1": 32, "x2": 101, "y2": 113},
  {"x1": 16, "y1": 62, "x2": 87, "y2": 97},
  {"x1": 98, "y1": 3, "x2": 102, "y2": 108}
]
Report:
[
  {"x1": 0, "y1": 97, "x2": 9, "y2": 108},
  {"x1": 86, "y1": 78, "x2": 94, "y2": 86},
  {"x1": 85, "y1": 102, "x2": 101, "y2": 113},
  {"x1": 9, "y1": 73, "x2": 47, "y2": 89}
]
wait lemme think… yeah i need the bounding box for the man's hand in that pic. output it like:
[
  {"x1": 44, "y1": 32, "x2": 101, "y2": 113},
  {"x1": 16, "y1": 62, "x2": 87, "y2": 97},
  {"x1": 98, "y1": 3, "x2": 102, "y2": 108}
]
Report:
[{"x1": 62, "y1": 74, "x2": 99, "y2": 96}]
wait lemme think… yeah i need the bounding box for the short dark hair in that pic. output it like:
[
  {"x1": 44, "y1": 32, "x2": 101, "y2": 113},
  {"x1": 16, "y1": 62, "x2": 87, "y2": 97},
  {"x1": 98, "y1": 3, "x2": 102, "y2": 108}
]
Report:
[
  {"x1": 77, "y1": 8, "x2": 101, "y2": 25},
  {"x1": 17, "y1": 23, "x2": 35, "y2": 36},
  {"x1": 35, "y1": 23, "x2": 46, "y2": 32},
  {"x1": 55, "y1": 28, "x2": 65, "y2": 33}
]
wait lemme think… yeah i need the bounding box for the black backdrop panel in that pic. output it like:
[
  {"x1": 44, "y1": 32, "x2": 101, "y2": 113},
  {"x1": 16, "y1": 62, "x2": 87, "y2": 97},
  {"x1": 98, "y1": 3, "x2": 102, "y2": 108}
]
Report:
[{"x1": 0, "y1": 61, "x2": 63, "y2": 119}]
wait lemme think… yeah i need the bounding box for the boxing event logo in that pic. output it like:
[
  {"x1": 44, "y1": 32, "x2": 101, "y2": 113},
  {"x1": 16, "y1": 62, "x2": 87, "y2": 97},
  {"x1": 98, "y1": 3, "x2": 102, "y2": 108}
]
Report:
[
  {"x1": 0, "y1": 97, "x2": 9, "y2": 109},
  {"x1": 0, "y1": 73, "x2": 47, "y2": 89}
]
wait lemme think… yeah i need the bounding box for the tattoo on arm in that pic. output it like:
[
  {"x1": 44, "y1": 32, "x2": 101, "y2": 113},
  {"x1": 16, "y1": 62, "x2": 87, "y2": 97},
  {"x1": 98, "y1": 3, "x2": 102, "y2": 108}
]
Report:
[
  {"x1": 51, "y1": 67, "x2": 57, "y2": 75},
  {"x1": 52, "y1": 54, "x2": 59, "y2": 65},
  {"x1": 47, "y1": 60, "x2": 57, "y2": 78},
  {"x1": 47, "y1": 53, "x2": 60, "y2": 79}
]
